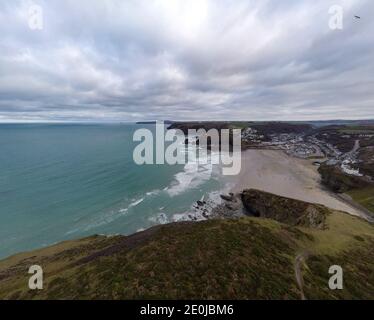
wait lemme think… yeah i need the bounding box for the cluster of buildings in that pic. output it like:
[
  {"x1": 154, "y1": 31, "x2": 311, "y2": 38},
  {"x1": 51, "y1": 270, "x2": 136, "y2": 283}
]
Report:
[
  {"x1": 248, "y1": 132, "x2": 325, "y2": 159},
  {"x1": 241, "y1": 127, "x2": 265, "y2": 143},
  {"x1": 338, "y1": 140, "x2": 363, "y2": 177},
  {"x1": 340, "y1": 159, "x2": 362, "y2": 177},
  {"x1": 241, "y1": 127, "x2": 365, "y2": 177}
]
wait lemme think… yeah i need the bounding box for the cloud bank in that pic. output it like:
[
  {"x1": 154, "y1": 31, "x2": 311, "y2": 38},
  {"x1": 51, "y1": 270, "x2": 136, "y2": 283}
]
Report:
[{"x1": 0, "y1": 0, "x2": 373, "y2": 122}]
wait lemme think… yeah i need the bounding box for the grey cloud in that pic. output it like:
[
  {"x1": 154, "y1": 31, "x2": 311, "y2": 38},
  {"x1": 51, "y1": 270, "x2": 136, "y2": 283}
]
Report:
[{"x1": 0, "y1": 0, "x2": 373, "y2": 122}]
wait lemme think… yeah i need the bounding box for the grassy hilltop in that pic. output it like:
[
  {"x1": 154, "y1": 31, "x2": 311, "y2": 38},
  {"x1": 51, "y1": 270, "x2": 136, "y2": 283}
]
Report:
[{"x1": 0, "y1": 190, "x2": 373, "y2": 300}]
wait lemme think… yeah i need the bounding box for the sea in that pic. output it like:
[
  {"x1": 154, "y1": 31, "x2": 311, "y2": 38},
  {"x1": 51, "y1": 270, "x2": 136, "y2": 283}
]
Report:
[{"x1": 0, "y1": 123, "x2": 230, "y2": 259}]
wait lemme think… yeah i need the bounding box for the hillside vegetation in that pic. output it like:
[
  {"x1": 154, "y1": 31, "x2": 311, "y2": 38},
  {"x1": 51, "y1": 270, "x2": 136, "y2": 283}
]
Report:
[{"x1": 0, "y1": 191, "x2": 373, "y2": 300}]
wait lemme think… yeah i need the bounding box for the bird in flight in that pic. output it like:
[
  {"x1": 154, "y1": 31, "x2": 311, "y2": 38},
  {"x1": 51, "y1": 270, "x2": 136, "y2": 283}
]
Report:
[{"x1": 354, "y1": 15, "x2": 361, "y2": 19}]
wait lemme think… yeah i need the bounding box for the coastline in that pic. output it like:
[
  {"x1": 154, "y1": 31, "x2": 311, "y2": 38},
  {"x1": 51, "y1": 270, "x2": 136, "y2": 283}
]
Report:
[
  {"x1": 1, "y1": 146, "x2": 371, "y2": 260},
  {"x1": 228, "y1": 148, "x2": 370, "y2": 219},
  {"x1": 0, "y1": 147, "x2": 372, "y2": 264},
  {"x1": 173, "y1": 148, "x2": 372, "y2": 223}
]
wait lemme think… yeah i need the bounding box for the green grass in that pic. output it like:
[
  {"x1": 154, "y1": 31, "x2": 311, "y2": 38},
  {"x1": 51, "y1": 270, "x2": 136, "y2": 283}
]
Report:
[
  {"x1": 1, "y1": 209, "x2": 373, "y2": 300},
  {"x1": 348, "y1": 187, "x2": 374, "y2": 213},
  {"x1": 303, "y1": 237, "x2": 374, "y2": 300},
  {"x1": 338, "y1": 125, "x2": 374, "y2": 134},
  {"x1": 0, "y1": 219, "x2": 303, "y2": 300},
  {"x1": 302, "y1": 211, "x2": 374, "y2": 255}
]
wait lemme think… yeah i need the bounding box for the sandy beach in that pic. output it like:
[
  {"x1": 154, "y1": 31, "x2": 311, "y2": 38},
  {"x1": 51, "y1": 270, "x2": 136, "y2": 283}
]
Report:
[{"x1": 230, "y1": 149, "x2": 366, "y2": 218}]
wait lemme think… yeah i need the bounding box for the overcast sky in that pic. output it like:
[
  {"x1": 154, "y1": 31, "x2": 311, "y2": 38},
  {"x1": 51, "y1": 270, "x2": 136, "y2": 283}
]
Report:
[{"x1": 0, "y1": 0, "x2": 373, "y2": 122}]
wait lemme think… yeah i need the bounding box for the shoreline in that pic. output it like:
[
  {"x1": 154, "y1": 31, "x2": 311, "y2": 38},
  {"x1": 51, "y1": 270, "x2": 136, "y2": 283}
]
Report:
[
  {"x1": 227, "y1": 148, "x2": 371, "y2": 220},
  {"x1": 0, "y1": 148, "x2": 371, "y2": 261},
  {"x1": 1, "y1": 148, "x2": 371, "y2": 260},
  {"x1": 173, "y1": 148, "x2": 373, "y2": 222}
]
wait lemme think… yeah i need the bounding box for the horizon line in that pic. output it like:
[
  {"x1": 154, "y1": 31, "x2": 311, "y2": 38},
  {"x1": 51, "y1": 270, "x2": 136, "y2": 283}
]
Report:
[{"x1": 1, "y1": 118, "x2": 374, "y2": 125}]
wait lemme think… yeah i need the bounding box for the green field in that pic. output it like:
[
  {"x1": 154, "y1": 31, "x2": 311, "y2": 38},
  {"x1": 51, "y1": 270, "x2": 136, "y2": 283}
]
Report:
[
  {"x1": 348, "y1": 187, "x2": 374, "y2": 213},
  {"x1": 1, "y1": 207, "x2": 373, "y2": 300},
  {"x1": 338, "y1": 125, "x2": 374, "y2": 134}
]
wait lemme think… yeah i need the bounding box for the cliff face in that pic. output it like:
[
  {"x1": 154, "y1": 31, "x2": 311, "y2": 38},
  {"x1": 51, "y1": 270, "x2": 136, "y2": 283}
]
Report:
[
  {"x1": 1, "y1": 192, "x2": 373, "y2": 300},
  {"x1": 318, "y1": 164, "x2": 372, "y2": 193},
  {"x1": 241, "y1": 189, "x2": 329, "y2": 229}
]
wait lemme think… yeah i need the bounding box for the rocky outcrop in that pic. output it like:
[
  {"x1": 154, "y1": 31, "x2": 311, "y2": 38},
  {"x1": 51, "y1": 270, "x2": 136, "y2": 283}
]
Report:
[
  {"x1": 318, "y1": 164, "x2": 372, "y2": 193},
  {"x1": 220, "y1": 193, "x2": 235, "y2": 202},
  {"x1": 241, "y1": 189, "x2": 330, "y2": 229}
]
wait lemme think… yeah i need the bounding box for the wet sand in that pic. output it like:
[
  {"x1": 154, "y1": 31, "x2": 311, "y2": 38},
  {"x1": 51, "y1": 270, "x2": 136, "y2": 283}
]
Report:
[{"x1": 230, "y1": 149, "x2": 365, "y2": 218}]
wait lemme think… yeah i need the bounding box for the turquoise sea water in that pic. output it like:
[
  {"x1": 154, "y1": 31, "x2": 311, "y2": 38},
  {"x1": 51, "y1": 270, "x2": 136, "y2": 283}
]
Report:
[{"x1": 0, "y1": 124, "x2": 227, "y2": 259}]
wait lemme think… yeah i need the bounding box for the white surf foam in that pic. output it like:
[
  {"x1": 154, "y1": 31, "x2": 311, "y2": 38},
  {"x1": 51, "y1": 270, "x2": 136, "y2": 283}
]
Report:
[
  {"x1": 149, "y1": 212, "x2": 169, "y2": 225},
  {"x1": 171, "y1": 183, "x2": 234, "y2": 222},
  {"x1": 65, "y1": 189, "x2": 161, "y2": 235},
  {"x1": 165, "y1": 150, "x2": 221, "y2": 197}
]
